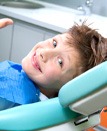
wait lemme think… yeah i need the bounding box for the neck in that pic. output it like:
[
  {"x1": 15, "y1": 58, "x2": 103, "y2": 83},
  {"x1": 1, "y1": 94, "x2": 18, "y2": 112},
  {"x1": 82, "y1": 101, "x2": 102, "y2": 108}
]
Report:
[{"x1": 39, "y1": 87, "x2": 58, "y2": 98}]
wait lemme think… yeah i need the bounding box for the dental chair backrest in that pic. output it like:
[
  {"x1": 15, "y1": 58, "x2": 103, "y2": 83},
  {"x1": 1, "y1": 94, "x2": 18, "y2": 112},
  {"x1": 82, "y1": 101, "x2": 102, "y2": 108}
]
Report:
[
  {"x1": 0, "y1": 61, "x2": 107, "y2": 131},
  {"x1": 59, "y1": 61, "x2": 107, "y2": 116}
]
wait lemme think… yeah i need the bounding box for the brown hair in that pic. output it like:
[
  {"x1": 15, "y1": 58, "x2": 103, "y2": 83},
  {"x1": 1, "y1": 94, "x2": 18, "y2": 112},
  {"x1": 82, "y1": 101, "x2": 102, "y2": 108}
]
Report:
[{"x1": 67, "y1": 22, "x2": 107, "y2": 73}]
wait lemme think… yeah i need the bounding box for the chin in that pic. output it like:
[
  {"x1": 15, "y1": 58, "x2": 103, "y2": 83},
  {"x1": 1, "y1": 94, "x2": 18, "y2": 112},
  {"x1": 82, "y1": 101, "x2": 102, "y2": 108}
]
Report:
[
  {"x1": 22, "y1": 57, "x2": 33, "y2": 76},
  {"x1": 21, "y1": 58, "x2": 25, "y2": 67},
  {"x1": 22, "y1": 58, "x2": 28, "y2": 71}
]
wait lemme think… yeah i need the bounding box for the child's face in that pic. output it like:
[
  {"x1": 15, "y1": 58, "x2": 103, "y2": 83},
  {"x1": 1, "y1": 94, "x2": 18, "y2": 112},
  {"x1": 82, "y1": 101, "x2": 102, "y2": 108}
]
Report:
[{"x1": 22, "y1": 33, "x2": 81, "y2": 90}]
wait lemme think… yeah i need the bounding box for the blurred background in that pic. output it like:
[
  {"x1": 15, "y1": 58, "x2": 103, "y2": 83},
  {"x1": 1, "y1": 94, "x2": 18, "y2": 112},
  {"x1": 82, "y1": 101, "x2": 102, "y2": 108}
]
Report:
[
  {"x1": 38, "y1": 0, "x2": 107, "y2": 17},
  {"x1": 0, "y1": 0, "x2": 107, "y2": 63}
]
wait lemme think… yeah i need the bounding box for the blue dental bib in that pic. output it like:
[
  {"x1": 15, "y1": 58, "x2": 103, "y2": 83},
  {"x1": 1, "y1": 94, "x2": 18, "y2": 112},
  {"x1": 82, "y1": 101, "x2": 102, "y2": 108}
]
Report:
[{"x1": 0, "y1": 61, "x2": 40, "y2": 110}]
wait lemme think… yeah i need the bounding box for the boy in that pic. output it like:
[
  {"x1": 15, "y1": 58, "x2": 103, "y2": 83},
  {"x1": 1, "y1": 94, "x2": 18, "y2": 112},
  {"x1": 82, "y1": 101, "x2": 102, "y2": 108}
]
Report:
[{"x1": 0, "y1": 19, "x2": 107, "y2": 110}]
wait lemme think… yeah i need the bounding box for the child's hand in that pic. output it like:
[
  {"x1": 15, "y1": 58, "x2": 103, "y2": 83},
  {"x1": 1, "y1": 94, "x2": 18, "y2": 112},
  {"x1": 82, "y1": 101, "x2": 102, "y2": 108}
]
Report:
[{"x1": 0, "y1": 18, "x2": 13, "y2": 28}]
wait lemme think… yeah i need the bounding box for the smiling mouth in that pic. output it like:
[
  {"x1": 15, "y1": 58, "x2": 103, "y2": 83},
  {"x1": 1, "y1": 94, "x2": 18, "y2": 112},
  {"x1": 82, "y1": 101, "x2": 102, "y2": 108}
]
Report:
[{"x1": 32, "y1": 53, "x2": 42, "y2": 72}]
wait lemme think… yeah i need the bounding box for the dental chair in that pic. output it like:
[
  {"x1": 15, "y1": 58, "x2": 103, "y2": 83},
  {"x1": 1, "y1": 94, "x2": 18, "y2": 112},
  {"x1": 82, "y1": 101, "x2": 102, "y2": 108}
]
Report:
[{"x1": 0, "y1": 61, "x2": 107, "y2": 131}]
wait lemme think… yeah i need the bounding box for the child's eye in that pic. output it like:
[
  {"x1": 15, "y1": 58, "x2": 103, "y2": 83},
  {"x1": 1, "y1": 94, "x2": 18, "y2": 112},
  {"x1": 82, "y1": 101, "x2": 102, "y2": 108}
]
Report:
[
  {"x1": 58, "y1": 58, "x2": 63, "y2": 67},
  {"x1": 53, "y1": 40, "x2": 57, "y2": 47}
]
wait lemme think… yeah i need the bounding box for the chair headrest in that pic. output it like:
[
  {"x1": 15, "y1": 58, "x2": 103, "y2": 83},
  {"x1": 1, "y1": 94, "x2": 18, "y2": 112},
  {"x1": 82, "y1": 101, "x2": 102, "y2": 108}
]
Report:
[{"x1": 58, "y1": 61, "x2": 107, "y2": 107}]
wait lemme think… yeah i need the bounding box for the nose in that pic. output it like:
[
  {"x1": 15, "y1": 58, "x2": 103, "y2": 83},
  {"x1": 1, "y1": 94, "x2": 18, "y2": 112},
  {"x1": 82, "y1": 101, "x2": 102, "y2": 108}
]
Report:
[{"x1": 40, "y1": 49, "x2": 57, "y2": 62}]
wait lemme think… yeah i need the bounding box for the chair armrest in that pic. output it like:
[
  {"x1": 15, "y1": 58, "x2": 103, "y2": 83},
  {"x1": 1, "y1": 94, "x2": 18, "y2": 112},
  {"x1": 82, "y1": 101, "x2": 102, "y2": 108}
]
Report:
[{"x1": 0, "y1": 98, "x2": 80, "y2": 131}]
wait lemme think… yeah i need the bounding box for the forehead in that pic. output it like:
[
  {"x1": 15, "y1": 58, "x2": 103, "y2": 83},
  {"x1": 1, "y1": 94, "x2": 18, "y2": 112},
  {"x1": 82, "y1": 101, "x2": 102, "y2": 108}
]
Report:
[
  {"x1": 53, "y1": 33, "x2": 76, "y2": 55},
  {"x1": 53, "y1": 33, "x2": 69, "y2": 43}
]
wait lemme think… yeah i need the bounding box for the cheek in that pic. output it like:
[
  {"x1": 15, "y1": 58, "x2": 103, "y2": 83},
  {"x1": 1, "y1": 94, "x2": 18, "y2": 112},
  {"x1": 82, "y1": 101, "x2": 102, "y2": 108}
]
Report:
[{"x1": 44, "y1": 66, "x2": 61, "y2": 82}]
